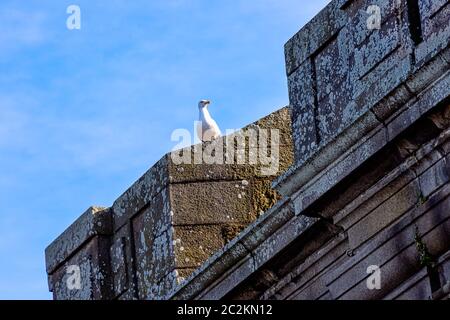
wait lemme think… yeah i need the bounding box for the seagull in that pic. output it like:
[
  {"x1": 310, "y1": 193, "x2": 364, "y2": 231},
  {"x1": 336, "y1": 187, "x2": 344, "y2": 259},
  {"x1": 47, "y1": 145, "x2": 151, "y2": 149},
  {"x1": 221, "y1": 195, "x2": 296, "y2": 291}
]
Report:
[{"x1": 197, "y1": 100, "x2": 222, "y2": 142}]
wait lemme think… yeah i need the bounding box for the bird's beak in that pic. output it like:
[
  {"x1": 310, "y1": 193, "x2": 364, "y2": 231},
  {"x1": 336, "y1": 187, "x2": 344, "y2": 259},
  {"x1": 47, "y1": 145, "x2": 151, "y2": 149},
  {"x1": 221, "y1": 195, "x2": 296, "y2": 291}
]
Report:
[{"x1": 205, "y1": 100, "x2": 211, "y2": 104}]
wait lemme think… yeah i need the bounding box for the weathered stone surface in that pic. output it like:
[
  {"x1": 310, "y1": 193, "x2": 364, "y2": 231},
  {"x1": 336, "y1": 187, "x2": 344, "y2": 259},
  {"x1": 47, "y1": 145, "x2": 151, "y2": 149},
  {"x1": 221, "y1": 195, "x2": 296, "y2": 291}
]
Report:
[
  {"x1": 292, "y1": 125, "x2": 388, "y2": 214},
  {"x1": 168, "y1": 107, "x2": 293, "y2": 183},
  {"x1": 110, "y1": 224, "x2": 133, "y2": 298},
  {"x1": 352, "y1": 15, "x2": 401, "y2": 80},
  {"x1": 45, "y1": 206, "x2": 112, "y2": 274},
  {"x1": 347, "y1": 180, "x2": 420, "y2": 248},
  {"x1": 128, "y1": 187, "x2": 175, "y2": 299},
  {"x1": 415, "y1": 29, "x2": 450, "y2": 67},
  {"x1": 284, "y1": 1, "x2": 347, "y2": 75},
  {"x1": 251, "y1": 179, "x2": 281, "y2": 215},
  {"x1": 346, "y1": 0, "x2": 404, "y2": 46},
  {"x1": 173, "y1": 225, "x2": 226, "y2": 269},
  {"x1": 112, "y1": 156, "x2": 170, "y2": 230},
  {"x1": 51, "y1": 254, "x2": 95, "y2": 300},
  {"x1": 383, "y1": 268, "x2": 431, "y2": 300},
  {"x1": 117, "y1": 288, "x2": 138, "y2": 300},
  {"x1": 285, "y1": 0, "x2": 415, "y2": 164},
  {"x1": 249, "y1": 106, "x2": 293, "y2": 147},
  {"x1": 171, "y1": 199, "x2": 295, "y2": 300},
  {"x1": 274, "y1": 109, "x2": 381, "y2": 198},
  {"x1": 326, "y1": 183, "x2": 450, "y2": 299},
  {"x1": 386, "y1": 103, "x2": 423, "y2": 142},
  {"x1": 252, "y1": 215, "x2": 319, "y2": 271},
  {"x1": 50, "y1": 236, "x2": 112, "y2": 300},
  {"x1": 332, "y1": 124, "x2": 450, "y2": 237},
  {"x1": 333, "y1": 168, "x2": 416, "y2": 227},
  {"x1": 420, "y1": 0, "x2": 447, "y2": 18},
  {"x1": 176, "y1": 268, "x2": 197, "y2": 282},
  {"x1": 148, "y1": 270, "x2": 181, "y2": 300},
  {"x1": 172, "y1": 240, "x2": 249, "y2": 300},
  {"x1": 287, "y1": 61, "x2": 318, "y2": 163},
  {"x1": 133, "y1": 224, "x2": 174, "y2": 299},
  {"x1": 263, "y1": 234, "x2": 348, "y2": 300},
  {"x1": 289, "y1": 277, "x2": 330, "y2": 300},
  {"x1": 437, "y1": 251, "x2": 450, "y2": 285},
  {"x1": 240, "y1": 198, "x2": 294, "y2": 251},
  {"x1": 418, "y1": 155, "x2": 450, "y2": 198},
  {"x1": 134, "y1": 188, "x2": 172, "y2": 239},
  {"x1": 315, "y1": 29, "x2": 350, "y2": 102},
  {"x1": 199, "y1": 255, "x2": 256, "y2": 300},
  {"x1": 281, "y1": 71, "x2": 449, "y2": 216},
  {"x1": 283, "y1": 0, "x2": 448, "y2": 179},
  {"x1": 251, "y1": 98, "x2": 450, "y2": 301},
  {"x1": 406, "y1": 55, "x2": 449, "y2": 94},
  {"x1": 170, "y1": 181, "x2": 254, "y2": 225},
  {"x1": 372, "y1": 85, "x2": 412, "y2": 120},
  {"x1": 355, "y1": 54, "x2": 412, "y2": 116},
  {"x1": 415, "y1": 1, "x2": 450, "y2": 65}
]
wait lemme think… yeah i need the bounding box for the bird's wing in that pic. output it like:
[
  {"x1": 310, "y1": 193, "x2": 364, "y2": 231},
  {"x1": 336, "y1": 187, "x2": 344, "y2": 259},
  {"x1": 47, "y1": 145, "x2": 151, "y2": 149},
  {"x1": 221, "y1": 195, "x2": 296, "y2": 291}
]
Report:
[
  {"x1": 198, "y1": 108, "x2": 221, "y2": 141},
  {"x1": 210, "y1": 118, "x2": 221, "y2": 135},
  {"x1": 206, "y1": 118, "x2": 221, "y2": 139},
  {"x1": 196, "y1": 121, "x2": 204, "y2": 141}
]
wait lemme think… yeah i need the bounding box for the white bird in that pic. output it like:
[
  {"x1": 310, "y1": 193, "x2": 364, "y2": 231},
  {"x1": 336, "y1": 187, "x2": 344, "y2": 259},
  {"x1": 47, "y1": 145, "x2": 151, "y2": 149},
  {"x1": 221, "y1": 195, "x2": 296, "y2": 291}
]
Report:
[{"x1": 197, "y1": 100, "x2": 222, "y2": 142}]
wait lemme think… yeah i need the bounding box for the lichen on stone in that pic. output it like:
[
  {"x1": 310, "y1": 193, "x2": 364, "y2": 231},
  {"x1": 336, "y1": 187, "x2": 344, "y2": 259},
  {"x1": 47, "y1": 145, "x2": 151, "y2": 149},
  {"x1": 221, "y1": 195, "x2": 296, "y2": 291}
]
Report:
[{"x1": 221, "y1": 224, "x2": 246, "y2": 243}]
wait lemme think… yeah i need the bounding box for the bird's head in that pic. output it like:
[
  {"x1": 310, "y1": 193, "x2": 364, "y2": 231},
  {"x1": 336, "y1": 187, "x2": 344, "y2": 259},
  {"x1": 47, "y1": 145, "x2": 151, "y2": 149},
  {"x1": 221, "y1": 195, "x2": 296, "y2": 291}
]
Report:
[{"x1": 198, "y1": 100, "x2": 211, "y2": 109}]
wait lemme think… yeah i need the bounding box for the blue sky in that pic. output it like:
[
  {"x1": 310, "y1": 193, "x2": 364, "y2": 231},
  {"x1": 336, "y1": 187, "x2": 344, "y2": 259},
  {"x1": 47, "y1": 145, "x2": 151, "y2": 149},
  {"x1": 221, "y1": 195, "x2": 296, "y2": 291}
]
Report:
[{"x1": 0, "y1": 0, "x2": 329, "y2": 299}]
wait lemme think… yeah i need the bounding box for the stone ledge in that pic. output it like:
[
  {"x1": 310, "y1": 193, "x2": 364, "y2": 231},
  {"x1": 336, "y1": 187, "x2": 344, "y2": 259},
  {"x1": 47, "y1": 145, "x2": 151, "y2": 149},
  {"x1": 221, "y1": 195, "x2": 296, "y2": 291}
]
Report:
[
  {"x1": 273, "y1": 110, "x2": 380, "y2": 196},
  {"x1": 261, "y1": 232, "x2": 348, "y2": 300},
  {"x1": 382, "y1": 267, "x2": 430, "y2": 300}
]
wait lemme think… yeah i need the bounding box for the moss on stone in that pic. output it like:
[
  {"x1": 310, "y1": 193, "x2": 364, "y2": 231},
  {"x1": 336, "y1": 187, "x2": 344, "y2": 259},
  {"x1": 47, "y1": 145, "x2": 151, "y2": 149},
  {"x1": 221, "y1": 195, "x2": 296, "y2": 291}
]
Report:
[
  {"x1": 221, "y1": 224, "x2": 247, "y2": 243},
  {"x1": 252, "y1": 180, "x2": 281, "y2": 215},
  {"x1": 414, "y1": 226, "x2": 434, "y2": 268}
]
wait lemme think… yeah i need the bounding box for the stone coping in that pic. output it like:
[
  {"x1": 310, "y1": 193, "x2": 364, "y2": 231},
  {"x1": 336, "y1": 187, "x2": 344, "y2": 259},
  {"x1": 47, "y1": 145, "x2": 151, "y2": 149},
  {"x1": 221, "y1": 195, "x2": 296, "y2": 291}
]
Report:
[{"x1": 45, "y1": 206, "x2": 112, "y2": 274}]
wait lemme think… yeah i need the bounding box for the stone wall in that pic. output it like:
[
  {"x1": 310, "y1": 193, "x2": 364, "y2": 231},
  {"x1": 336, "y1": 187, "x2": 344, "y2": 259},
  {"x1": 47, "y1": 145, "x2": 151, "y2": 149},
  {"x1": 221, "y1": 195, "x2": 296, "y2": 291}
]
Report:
[
  {"x1": 46, "y1": 0, "x2": 450, "y2": 300},
  {"x1": 45, "y1": 107, "x2": 293, "y2": 300},
  {"x1": 168, "y1": 0, "x2": 450, "y2": 300}
]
